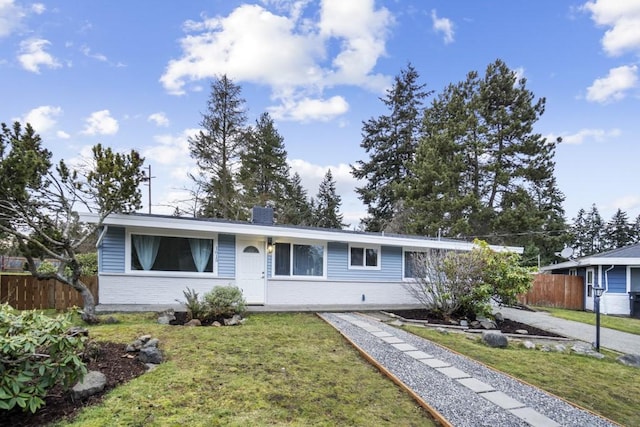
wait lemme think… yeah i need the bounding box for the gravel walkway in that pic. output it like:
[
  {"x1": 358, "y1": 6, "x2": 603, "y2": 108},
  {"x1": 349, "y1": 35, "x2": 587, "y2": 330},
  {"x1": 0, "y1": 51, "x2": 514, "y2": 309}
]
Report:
[{"x1": 319, "y1": 312, "x2": 617, "y2": 427}]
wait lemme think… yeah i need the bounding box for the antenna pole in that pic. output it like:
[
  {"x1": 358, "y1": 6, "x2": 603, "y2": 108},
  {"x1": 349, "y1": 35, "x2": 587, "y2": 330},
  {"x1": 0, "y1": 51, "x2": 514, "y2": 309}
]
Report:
[{"x1": 144, "y1": 165, "x2": 155, "y2": 214}]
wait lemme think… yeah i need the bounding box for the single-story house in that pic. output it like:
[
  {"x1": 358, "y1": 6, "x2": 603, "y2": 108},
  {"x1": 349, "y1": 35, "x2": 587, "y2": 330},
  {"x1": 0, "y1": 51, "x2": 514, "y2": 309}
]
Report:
[
  {"x1": 82, "y1": 208, "x2": 522, "y2": 309},
  {"x1": 540, "y1": 243, "x2": 640, "y2": 316}
]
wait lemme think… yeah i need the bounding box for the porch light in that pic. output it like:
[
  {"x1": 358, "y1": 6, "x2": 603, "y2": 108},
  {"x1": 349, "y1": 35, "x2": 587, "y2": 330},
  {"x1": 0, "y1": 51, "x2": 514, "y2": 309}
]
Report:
[
  {"x1": 593, "y1": 285, "x2": 605, "y2": 352},
  {"x1": 267, "y1": 238, "x2": 274, "y2": 254}
]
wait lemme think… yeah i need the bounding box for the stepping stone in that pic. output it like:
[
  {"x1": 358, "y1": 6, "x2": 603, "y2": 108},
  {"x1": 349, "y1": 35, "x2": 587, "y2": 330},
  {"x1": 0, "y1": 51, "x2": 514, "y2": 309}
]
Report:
[
  {"x1": 435, "y1": 366, "x2": 469, "y2": 379},
  {"x1": 392, "y1": 343, "x2": 417, "y2": 351},
  {"x1": 405, "y1": 350, "x2": 433, "y2": 360},
  {"x1": 479, "y1": 391, "x2": 524, "y2": 409},
  {"x1": 371, "y1": 331, "x2": 393, "y2": 338},
  {"x1": 420, "y1": 358, "x2": 450, "y2": 368},
  {"x1": 380, "y1": 336, "x2": 404, "y2": 344},
  {"x1": 456, "y1": 377, "x2": 494, "y2": 393},
  {"x1": 510, "y1": 407, "x2": 561, "y2": 427}
]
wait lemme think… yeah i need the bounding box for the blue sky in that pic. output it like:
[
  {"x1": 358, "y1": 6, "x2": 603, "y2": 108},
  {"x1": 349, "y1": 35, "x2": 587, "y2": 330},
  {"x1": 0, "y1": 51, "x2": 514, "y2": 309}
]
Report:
[{"x1": 1, "y1": 0, "x2": 639, "y2": 230}]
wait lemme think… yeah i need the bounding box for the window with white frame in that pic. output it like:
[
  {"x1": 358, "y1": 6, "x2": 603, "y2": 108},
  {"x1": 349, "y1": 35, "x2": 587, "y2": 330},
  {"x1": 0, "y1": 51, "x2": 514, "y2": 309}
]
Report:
[
  {"x1": 349, "y1": 245, "x2": 380, "y2": 269},
  {"x1": 403, "y1": 251, "x2": 427, "y2": 279},
  {"x1": 274, "y1": 242, "x2": 324, "y2": 277},
  {"x1": 131, "y1": 234, "x2": 214, "y2": 273}
]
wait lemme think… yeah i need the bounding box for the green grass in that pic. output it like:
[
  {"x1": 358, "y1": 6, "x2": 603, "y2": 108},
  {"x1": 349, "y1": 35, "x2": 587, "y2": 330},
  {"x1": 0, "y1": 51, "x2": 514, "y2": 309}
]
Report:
[
  {"x1": 56, "y1": 313, "x2": 434, "y2": 427},
  {"x1": 403, "y1": 325, "x2": 640, "y2": 426},
  {"x1": 534, "y1": 306, "x2": 640, "y2": 335}
]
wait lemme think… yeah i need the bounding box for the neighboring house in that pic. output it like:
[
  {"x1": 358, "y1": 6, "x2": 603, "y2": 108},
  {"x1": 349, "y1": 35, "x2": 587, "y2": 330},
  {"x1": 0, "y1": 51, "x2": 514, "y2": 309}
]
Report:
[
  {"x1": 540, "y1": 243, "x2": 640, "y2": 316},
  {"x1": 82, "y1": 208, "x2": 522, "y2": 309}
]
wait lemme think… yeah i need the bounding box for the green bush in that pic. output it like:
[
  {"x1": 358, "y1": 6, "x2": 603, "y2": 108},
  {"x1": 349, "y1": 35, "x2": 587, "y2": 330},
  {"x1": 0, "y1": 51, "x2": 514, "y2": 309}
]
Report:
[
  {"x1": 203, "y1": 285, "x2": 246, "y2": 318},
  {"x1": 177, "y1": 287, "x2": 207, "y2": 321},
  {"x1": 0, "y1": 304, "x2": 88, "y2": 413}
]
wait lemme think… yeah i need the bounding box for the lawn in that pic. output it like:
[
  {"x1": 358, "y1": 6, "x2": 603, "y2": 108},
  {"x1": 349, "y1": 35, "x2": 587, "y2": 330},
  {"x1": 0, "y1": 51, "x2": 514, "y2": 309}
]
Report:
[
  {"x1": 403, "y1": 325, "x2": 640, "y2": 427},
  {"x1": 534, "y1": 306, "x2": 640, "y2": 335},
  {"x1": 56, "y1": 312, "x2": 434, "y2": 426}
]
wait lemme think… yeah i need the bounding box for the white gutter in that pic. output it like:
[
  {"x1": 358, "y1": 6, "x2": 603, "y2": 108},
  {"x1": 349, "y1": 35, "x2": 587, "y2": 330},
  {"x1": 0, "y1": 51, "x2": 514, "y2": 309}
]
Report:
[{"x1": 95, "y1": 225, "x2": 108, "y2": 248}]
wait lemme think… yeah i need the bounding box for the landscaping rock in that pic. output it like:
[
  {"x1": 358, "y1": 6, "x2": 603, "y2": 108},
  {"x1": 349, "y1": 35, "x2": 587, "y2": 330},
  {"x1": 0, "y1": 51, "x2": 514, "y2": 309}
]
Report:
[
  {"x1": 459, "y1": 320, "x2": 469, "y2": 327},
  {"x1": 67, "y1": 326, "x2": 89, "y2": 337},
  {"x1": 143, "y1": 338, "x2": 160, "y2": 348},
  {"x1": 617, "y1": 354, "x2": 640, "y2": 368},
  {"x1": 522, "y1": 340, "x2": 536, "y2": 350},
  {"x1": 515, "y1": 329, "x2": 529, "y2": 335},
  {"x1": 224, "y1": 314, "x2": 244, "y2": 326},
  {"x1": 185, "y1": 319, "x2": 202, "y2": 327},
  {"x1": 125, "y1": 339, "x2": 143, "y2": 352},
  {"x1": 139, "y1": 346, "x2": 163, "y2": 364},
  {"x1": 139, "y1": 335, "x2": 152, "y2": 343},
  {"x1": 554, "y1": 344, "x2": 567, "y2": 353},
  {"x1": 480, "y1": 320, "x2": 497, "y2": 330},
  {"x1": 212, "y1": 321, "x2": 222, "y2": 327},
  {"x1": 435, "y1": 327, "x2": 449, "y2": 335},
  {"x1": 571, "y1": 344, "x2": 605, "y2": 359},
  {"x1": 494, "y1": 312, "x2": 504, "y2": 323},
  {"x1": 157, "y1": 310, "x2": 175, "y2": 325},
  {"x1": 470, "y1": 320, "x2": 481, "y2": 328},
  {"x1": 482, "y1": 331, "x2": 508, "y2": 348},
  {"x1": 72, "y1": 370, "x2": 106, "y2": 400}
]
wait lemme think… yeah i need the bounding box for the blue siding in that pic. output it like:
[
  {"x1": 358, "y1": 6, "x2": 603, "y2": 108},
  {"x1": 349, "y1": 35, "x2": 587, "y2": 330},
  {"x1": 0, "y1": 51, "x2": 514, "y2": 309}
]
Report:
[
  {"x1": 218, "y1": 234, "x2": 235, "y2": 278},
  {"x1": 100, "y1": 227, "x2": 125, "y2": 273},
  {"x1": 605, "y1": 266, "x2": 626, "y2": 293},
  {"x1": 327, "y1": 242, "x2": 402, "y2": 281}
]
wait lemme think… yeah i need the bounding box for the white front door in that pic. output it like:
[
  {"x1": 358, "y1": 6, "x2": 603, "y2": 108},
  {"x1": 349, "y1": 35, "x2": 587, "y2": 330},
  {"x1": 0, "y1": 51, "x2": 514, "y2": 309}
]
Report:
[
  {"x1": 585, "y1": 267, "x2": 595, "y2": 311},
  {"x1": 236, "y1": 239, "x2": 266, "y2": 304}
]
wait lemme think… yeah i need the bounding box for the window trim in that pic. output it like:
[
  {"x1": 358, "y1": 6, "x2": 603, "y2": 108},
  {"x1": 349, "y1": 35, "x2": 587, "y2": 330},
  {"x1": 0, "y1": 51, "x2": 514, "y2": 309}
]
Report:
[
  {"x1": 402, "y1": 249, "x2": 427, "y2": 280},
  {"x1": 348, "y1": 244, "x2": 381, "y2": 270},
  {"x1": 125, "y1": 228, "x2": 218, "y2": 276},
  {"x1": 271, "y1": 239, "x2": 327, "y2": 280}
]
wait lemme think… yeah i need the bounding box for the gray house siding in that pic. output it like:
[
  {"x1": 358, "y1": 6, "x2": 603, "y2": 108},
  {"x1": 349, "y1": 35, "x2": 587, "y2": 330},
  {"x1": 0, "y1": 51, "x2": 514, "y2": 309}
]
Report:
[
  {"x1": 218, "y1": 234, "x2": 235, "y2": 278},
  {"x1": 327, "y1": 242, "x2": 402, "y2": 281},
  {"x1": 100, "y1": 227, "x2": 125, "y2": 273}
]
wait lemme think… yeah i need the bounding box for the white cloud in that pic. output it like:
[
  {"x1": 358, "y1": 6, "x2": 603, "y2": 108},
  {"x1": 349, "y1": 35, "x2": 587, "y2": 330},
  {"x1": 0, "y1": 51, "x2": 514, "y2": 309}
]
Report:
[
  {"x1": 143, "y1": 129, "x2": 196, "y2": 165},
  {"x1": 269, "y1": 95, "x2": 348, "y2": 121},
  {"x1": 148, "y1": 112, "x2": 170, "y2": 127},
  {"x1": 547, "y1": 128, "x2": 621, "y2": 145},
  {"x1": 583, "y1": 0, "x2": 640, "y2": 56},
  {"x1": 80, "y1": 45, "x2": 107, "y2": 62},
  {"x1": 431, "y1": 9, "x2": 454, "y2": 44},
  {"x1": 31, "y1": 3, "x2": 45, "y2": 14},
  {"x1": 18, "y1": 105, "x2": 62, "y2": 133},
  {"x1": 0, "y1": 0, "x2": 26, "y2": 37},
  {"x1": 56, "y1": 130, "x2": 70, "y2": 139},
  {"x1": 586, "y1": 64, "x2": 638, "y2": 103},
  {"x1": 17, "y1": 38, "x2": 61, "y2": 73},
  {"x1": 608, "y1": 195, "x2": 640, "y2": 215},
  {"x1": 160, "y1": 1, "x2": 392, "y2": 122},
  {"x1": 82, "y1": 110, "x2": 119, "y2": 135}
]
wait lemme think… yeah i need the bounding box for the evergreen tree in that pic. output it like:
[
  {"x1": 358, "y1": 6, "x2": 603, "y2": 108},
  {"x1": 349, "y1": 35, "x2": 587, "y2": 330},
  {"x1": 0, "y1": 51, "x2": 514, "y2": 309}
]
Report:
[
  {"x1": 189, "y1": 74, "x2": 248, "y2": 219},
  {"x1": 351, "y1": 63, "x2": 430, "y2": 231},
  {"x1": 604, "y1": 208, "x2": 632, "y2": 249},
  {"x1": 575, "y1": 204, "x2": 605, "y2": 256},
  {"x1": 403, "y1": 59, "x2": 566, "y2": 263},
  {"x1": 313, "y1": 169, "x2": 345, "y2": 229},
  {"x1": 632, "y1": 214, "x2": 640, "y2": 244},
  {"x1": 238, "y1": 112, "x2": 290, "y2": 217},
  {"x1": 279, "y1": 172, "x2": 313, "y2": 226}
]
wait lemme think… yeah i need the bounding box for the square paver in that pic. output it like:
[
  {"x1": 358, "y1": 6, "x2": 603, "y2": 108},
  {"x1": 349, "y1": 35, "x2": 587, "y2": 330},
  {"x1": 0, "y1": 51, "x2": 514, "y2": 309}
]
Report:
[
  {"x1": 371, "y1": 331, "x2": 393, "y2": 338},
  {"x1": 509, "y1": 407, "x2": 560, "y2": 427},
  {"x1": 479, "y1": 391, "x2": 524, "y2": 409},
  {"x1": 380, "y1": 336, "x2": 404, "y2": 344},
  {"x1": 392, "y1": 343, "x2": 417, "y2": 351},
  {"x1": 405, "y1": 350, "x2": 433, "y2": 360},
  {"x1": 420, "y1": 358, "x2": 451, "y2": 368},
  {"x1": 456, "y1": 377, "x2": 494, "y2": 393},
  {"x1": 435, "y1": 366, "x2": 469, "y2": 379}
]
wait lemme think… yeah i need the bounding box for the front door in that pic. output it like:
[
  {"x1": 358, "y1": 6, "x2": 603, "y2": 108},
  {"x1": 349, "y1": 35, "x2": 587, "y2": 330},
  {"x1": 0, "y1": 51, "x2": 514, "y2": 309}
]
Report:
[
  {"x1": 585, "y1": 267, "x2": 595, "y2": 311},
  {"x1": 236, "y1": 239, "x2": 266, "y2": 304}
]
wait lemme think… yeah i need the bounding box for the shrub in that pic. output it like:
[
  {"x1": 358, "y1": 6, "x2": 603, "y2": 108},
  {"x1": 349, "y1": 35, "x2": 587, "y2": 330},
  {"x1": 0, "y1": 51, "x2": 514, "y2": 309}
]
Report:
[
  {"x1": 203, "y1": 285, "x2": 246, "y2": 318},
  {"x1": 177, "y1": 287, "x2": 206, "y2": 321},
  {"x1": 0, "y1": 304, "x2": 88, "y2": 413}
]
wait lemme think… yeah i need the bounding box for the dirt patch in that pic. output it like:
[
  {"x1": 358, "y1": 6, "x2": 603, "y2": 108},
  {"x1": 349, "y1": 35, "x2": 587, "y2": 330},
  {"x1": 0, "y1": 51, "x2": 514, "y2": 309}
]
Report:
[
  {"x1": 388, "y1": 309, "x2": 564, "y2": 338},
  {"x1": 0, "y1": 342, "x2": 148, "y2": 427}
]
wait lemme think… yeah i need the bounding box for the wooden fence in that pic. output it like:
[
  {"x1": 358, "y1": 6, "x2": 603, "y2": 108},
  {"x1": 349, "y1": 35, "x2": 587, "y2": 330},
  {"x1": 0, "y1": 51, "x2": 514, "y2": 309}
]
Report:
[
  {"x1": 518, "y1": 274, "x2": 584, "y2": 310},
  {"x1": 0, "y1": 275, "x2": 99, "y2": 310}
]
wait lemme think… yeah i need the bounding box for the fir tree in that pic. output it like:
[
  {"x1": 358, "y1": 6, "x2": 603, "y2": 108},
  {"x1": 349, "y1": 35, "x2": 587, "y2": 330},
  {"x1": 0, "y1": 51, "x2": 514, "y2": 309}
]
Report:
[
  {"x1": 279, "y1": 172, "x2": 313, "y2": 226},
  {"x1": 313, "y1": 169, "x2": 346, "y2": 229},
  {"x1": 351, "y1": 63, "x2": 430, "y2": 231},
  {"x1": 189, "y1": 74, "x2": 248, "y2": 219},
  {"x1": 605, "y1": 208, "x2": 632, "y2": 249}
]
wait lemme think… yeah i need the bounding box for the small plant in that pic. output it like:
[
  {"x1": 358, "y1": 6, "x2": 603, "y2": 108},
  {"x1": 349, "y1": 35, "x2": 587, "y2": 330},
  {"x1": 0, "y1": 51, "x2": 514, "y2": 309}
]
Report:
[
  {"x1": 177, "y1": 287, "x2": 206, "y2": 321},
  {"x1": 0, "y1": 304, "x2": 88, "y2": 413},
  {"x1": 203, "y1": 285, "x2": 246, "y2": 318}
]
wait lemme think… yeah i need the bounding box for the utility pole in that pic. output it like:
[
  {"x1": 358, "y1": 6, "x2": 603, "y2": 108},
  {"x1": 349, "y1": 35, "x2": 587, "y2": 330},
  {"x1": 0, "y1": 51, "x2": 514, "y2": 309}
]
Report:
[{"x1": 144, "y1": 165, "x2": 155, "y2": 214}]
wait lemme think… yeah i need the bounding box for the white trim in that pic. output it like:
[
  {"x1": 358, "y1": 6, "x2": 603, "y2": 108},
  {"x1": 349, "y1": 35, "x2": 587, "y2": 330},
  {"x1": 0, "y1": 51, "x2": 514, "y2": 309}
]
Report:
[
  {"x1": 125, "y1": 228, "x2": 218, "y2": 277},
  {"x1": 348, "y1": 244, "x2": 381, "y2": 270},
  {"x1": 81, "y1": 212, "x2": 522, "y2": 253}
]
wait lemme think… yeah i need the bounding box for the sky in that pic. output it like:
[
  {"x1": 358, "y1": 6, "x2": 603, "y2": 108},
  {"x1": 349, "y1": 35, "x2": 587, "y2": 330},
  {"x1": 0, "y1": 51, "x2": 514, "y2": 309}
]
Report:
[{"x1": 1, "y1": 0, "x2": 639, "y2": 232}]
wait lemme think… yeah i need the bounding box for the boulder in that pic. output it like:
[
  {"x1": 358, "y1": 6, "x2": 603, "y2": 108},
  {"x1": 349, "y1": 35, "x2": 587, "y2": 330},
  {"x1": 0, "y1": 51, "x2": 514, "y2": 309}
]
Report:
[
  {"x1": 212, "y1": 321, "x2": 222, "y2": 327},
  {"x1": 480, "y1": 320, "x2": 497, "y2": 330},
  {"x1": 459, "y1": 320, "x2": 469, "y2": 327},
  {"x1": 224, "y1": 314, "x2": 244, "y2": 326},
  {"x1": 522, "y1": 341, "x2": 536, "y2": 350},
  {"x1": 185, "y1": 319, "x2": 202, "y2": 327},
  {"x1": 515, "y1": 329, "x2": 529, "y2": 335},
  {"x1": 72, "y1": 371, "x2": 106, "y2": 400},
  {"x1": 139, "y1": 346, "x2": 163, "y2": 364},
  {"x1": 143, "y1": 338, "x2": 160, "y2": 348},
  {"x1": 617, "y1": 354, "x2": 640, "y2": 368},
  {"x1": 157, "y1": 310, "x2": 175, "y2": 325},
  {"x1": 138, "y1": 335, "x2": 152, "y2": 343},
  {"x1": 435, "y1": 327, "x2": 449, "y2": 335},
  {"x1": 125, "y1": 339, "x2": 143, "y2": 353},
  {"x1": 482, "y1": 331, "x2": 508, "y2": 348},
  {"x1": 494, "y1": 312, "x2": 504, "y2": 323}
]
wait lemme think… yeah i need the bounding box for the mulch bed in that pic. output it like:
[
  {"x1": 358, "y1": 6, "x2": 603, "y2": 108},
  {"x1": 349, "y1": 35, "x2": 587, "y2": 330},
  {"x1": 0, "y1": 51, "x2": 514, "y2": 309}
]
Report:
[
  {"x1": 388, "y1": 309, "x2": 564, "y2": 338},
  {"x1": 0, "y1": 342, "x2": 147, "y2": 427}
]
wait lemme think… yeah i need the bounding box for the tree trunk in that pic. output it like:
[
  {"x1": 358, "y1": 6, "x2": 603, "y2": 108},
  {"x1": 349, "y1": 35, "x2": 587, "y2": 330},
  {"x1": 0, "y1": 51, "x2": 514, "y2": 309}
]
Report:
[{"x1": 71, "y1": 277, "x2": 99, "y2": 324}]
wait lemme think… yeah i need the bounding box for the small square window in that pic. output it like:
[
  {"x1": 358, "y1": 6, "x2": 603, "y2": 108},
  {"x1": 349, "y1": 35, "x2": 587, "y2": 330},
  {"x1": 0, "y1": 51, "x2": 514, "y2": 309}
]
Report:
[{"x1": 349, "y1": 246, "x2": 379, "y2": 269}]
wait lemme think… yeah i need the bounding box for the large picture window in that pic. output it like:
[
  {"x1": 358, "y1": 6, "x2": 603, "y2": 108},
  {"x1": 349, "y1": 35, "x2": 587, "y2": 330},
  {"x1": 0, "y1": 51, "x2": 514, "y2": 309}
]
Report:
[
  {"x1": 349, "y1": 245, "x2": 380, "y2": 269},
  {"x1": 274, "y1": 242, "x2": 324, "y2": 277},
  {"x1": 131, "y1": 234, "x2": 213, "y2": 273},
  {"x1": 404, "y1": 251, "x2": 426, "y2": 279}
]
